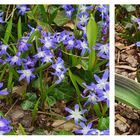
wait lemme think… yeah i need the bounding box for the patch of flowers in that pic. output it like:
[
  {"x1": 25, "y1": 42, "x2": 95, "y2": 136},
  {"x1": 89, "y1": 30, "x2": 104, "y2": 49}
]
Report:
[{"x1": 0, "y1": 4, "x2": 109, "y2": 135}]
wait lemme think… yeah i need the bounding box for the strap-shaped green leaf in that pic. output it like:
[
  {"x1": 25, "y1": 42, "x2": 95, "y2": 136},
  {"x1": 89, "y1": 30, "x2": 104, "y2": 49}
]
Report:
[
  {"x1": 86, "y1": 14, "x2": 98, "y2": 71},
  {"x1": 115, "y1": 74, "x2": 140, "y2": 110}
]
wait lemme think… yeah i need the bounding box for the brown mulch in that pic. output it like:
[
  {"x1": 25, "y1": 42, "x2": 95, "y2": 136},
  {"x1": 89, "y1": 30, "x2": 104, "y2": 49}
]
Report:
[{"x1": 115, "y1": 24, "x2": 140, "y2": 135}]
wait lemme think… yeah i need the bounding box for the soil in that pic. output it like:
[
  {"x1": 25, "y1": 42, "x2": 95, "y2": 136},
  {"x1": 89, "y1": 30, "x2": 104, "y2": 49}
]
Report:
[{"x1": 115, "y1": 24, "x2": 140, "y2": 135}]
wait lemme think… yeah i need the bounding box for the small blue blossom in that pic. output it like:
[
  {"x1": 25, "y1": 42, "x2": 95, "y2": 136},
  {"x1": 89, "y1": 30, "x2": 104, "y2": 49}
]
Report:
[
  {"x1": 82, "y1": 92, "x2": 98, "y2": 106},
  {"x1": 0, "y1": 12, "x2": 4, "y2": 24},
  {"x1": 90, "y1": 128, "x2": 109, "y2": 135},
  {"x1": 52, "y1": 57, "x2": 67, "y2": 84},
  {"x1": 65, "y1": 104, "x2": 87, "y2": 125},
  {"x1": 78, "y1": 12, "x2": 89, "y2": 26},
  {"x1": 34, "y1": 48, "x2": 46, "y2": 59},
  {"x1": 62, "y1": 5, "x2": 74, "y2": 19},
  {"x1": 94, "y1": 69, "x2": 109, "y2": 91},
  {"x1": 63, "y1": 35, "x2": 75, "y2": 50},
  {"x1": 94, "y1": 43, "x2": 109, "y2": 59},
  {"x1": 76, "y1": 39, "x2": 90, "y2": 55},
  {"x1": 75, "y1": 122, "x2": 94, "y2": 135},
  {"x1": 0, "y1": 83, "x2": 9, "y2": 95},
  {"x1": 98, "y1": 84, "x2": 110, "y2": 107},
  {"x1": 16, "y1": 5, "x2": 30, "y2": 16},
  {"x1": 0, "y1": 43, "x2": 8, "y2": 55},
  {"x1": 17, "y1": 36, "x2": 31, "y2": 52},
  {"x1": 136, "y1": 41, "x2": 140, "y2": 47},
  {"x1": 41, "y1": 51, "x2": 54, "y2": 64},
  {"x1": 97, "y1": 5, "x2": 109, "y2": 20},
  {"x1": 17, "y1": 68, "x2": 35, "y2": 83},
  {"x1": 83, "y1": 82, "x2": 96, "y2": 94},
  {"x1": 23, "y1": 56, "x2": 36, "y2": 68},
  {"x1": 6, "y1": 52, "x2": 22, "y2": 66},
  {"x1": 40, "y1": 32, "x2": 56, "y2": 50},
  {"x1": 0, "y1": 116, "x2": 12, "y2": 135}
]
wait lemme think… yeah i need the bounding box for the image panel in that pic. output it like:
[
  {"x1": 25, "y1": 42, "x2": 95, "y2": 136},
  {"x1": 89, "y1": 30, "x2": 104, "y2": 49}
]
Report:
[
  {"x1": 0, "y1": 4, "x2": 109, "y2": 135},
  {"x1": 115, "y1": 5, "x2": 140, "y2": 135}
]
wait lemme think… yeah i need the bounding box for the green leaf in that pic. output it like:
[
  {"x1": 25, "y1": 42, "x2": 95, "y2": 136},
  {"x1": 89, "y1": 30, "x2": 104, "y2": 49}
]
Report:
[
  {"x1": 32, "y1": 98, "x2": 40, "y2": 123},
  {"x1": 4, "y1": 17, "x2": 13, "y2": 44},
  {"x1": 86, "y1": 14, "x2": 98, "y2": 71},
  {"x1": 51, "y1": 82, "x2": 75, "y2": 102},
  {"x1": 93, "y1": 103, "x2": 102, "y2": 118},
  {"x1": 54, "y1": 10, "x2": 69, "y2": 26},
  {"x1": 68, "y1": 69, "x2": 81, "y2": 95},
  {"x1": 19, "y1": 123, "x2": 26, "y2": 135},
  {"x1": 98, "y1": 117, "x2": 109, "y2": 131},
  {"x1": 47, "y1": 96, "x2": 56, "y2": 107},
  {"x1": 55, "y1": 130, "x2": 74, "y2": 135},
  {"x1": 115, "y1": 74, "x2": 140, "y2": 110},
  {"x1": 122, "y1": 5, "x2": 136, "y2": 12},
  {"x1": 26, "y1": 92, "x2": 37, "y2": 102},
  {"x1": 18, "y1": 17, "x2": 22, "y2": 39},
  {"x1": 21, "y1": 100, "x2": 34, "y2": 110}
]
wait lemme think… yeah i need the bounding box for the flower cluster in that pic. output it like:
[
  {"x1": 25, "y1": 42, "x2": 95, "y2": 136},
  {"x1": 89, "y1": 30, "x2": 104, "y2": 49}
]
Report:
[
  {"x1": 0, "y1": 4, "x2": 109, "y2": 135},
  {"x1": 0, "y1": 116, "x2": 12, "y2": 135},
  {"x1": 64, "y1": 4, "x2": 109, "y2": 135}
]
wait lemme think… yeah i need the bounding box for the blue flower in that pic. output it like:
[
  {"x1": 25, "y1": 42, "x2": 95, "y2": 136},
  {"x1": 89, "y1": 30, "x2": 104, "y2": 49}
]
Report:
[
  {"x1": 62, "y1": 5, "x2": 74, "y2": 19},
  {"x1": 0, "y1": 83, "x2": 9, "y2": 95},
  {"x1": 79, "y1": 5, "x2": 93, "y2": 14},
  {"x1": 6, "y1": 52, "x2": 22, "y2": 66},
  {"x1": 65, "y1": 104, "x2": 87, "y2": 125},
  {"x1": 78, "y1": 12, "x2": 89, "y2": 26},
  {"x1": 97, "y1": 5, "x2": 109, "y2": 20},
  {"x1": 98, "y1": 84, "x2": 110, "y2": 107},
  {"x1": 75, "y1": 122, "x2": 94, "y2": 135},
  {"x1": 76, "y1": 39, "x2": 90, "y2": 55},
  {"x1": 41, "y1": 51, "x2": 54, "y2": 64},
  {"x1": 90, "y1": 128, "x2": 109, "y2": 135},
  {"x1": 34, "y1": 48, "x2": 46, "y2": 59},
  {"x1": 17, "y1": 37, "x2": 31, "y2": 52},
  {"x1": 17, "y1": 68, "x2": 35, "y2": 83},
  {"x1": 40, "y1": 32, "x2": 56, "y2": 50},
  {"x1": 23, "y1": 56, "x2": 36, "y2": 68},
  {"x1": 0, "y1": 12, "x2": 4, "y2": 24},
  {"x1": 94, "y1": 69, "x2": 109, "y2": 91},
  {"x1": 94, "y1": 43, "x2": 109, "y2": 59},
  {"x1": 82, "y1": 92, "x2": 98, "y2": 106},
  {"x1": 52, "y1": 57, "x2": 67, "y2": 84},
  {"x1": 136, "y1": 41, "x2": 140, "y2": 47},
  {"x1": 0, "y1": 43, "x2": 8, "y2": 55},
  {"x1": 16, "y1": 5, "x2": 30, "y2": 16},
  {"x1": 0, "y1": 116, "x2": 12, "y2": 135},
  {"x1": 83, "y1": 82, "x2": 96, "y2": 94},
  {"x1": 63, "y1": 35, "x2": 75, "y2": 50}
]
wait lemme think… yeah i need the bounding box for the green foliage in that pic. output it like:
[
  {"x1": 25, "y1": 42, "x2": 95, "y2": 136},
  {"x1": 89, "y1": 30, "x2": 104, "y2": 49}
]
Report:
[
  {"x1": 98, "y1": 117, "x2": 109, "y2": 131},
  {"x1": 115, "y1": 74, "x2": 140, "y2": 110},
  {"x1": 21, "y1": 92, "x2": 37, "y2": 110},
  {"x1": 86, "y1": 14, "x2": 98, "y2": 71}
]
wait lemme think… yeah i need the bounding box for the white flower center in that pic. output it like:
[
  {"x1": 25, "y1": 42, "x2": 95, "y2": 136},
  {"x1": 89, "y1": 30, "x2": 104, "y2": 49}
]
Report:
[
  {"x1": 79, "y1": 15, "x2": 89, "y2": 24},
  {"x1": 97, "y1": 79, "x2": 107, "y2": 89},
  {"x1": 68, "y1": 40, "x2": 74, "y2": 45},
  {"x1": 1, "y1": 45, "x2": 7, "y2": 50},
  {"x1": 103, "y1": 91, "x2": 109, "y2": 99},
  {"x1": 20, "y1": 6, "x2": 26, "y2": 12},
  {"x1": 12, "y1": 56, "x2": 18, "y2": 62},
  {"x1": 72, "y1": 110, "x2": 81, "y2": 120},
  {"x1": 38, "y1": 51, "x2": 45, "y2": 58},
  {"x1": 82, "y1": 127, "x2": 91, "y2": 135},
  {"x1": 81, "y1": 42, "x2": 87, "y2": 49},
  {"x1": 45, "y1": 38, "x2": 52, "y2": 48},
  {"x1": 23, "y1": 70, "x2": 31, "y2": 76},
  {"x1": 101, "y1": 45, "x2": 109, "y2": 53},
  {"x1": 79, "y1": 5, "x2": 87, "y2": 13},
  {"x1": 0, "y1": 121, "x2": 5, "y2": 127}
]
